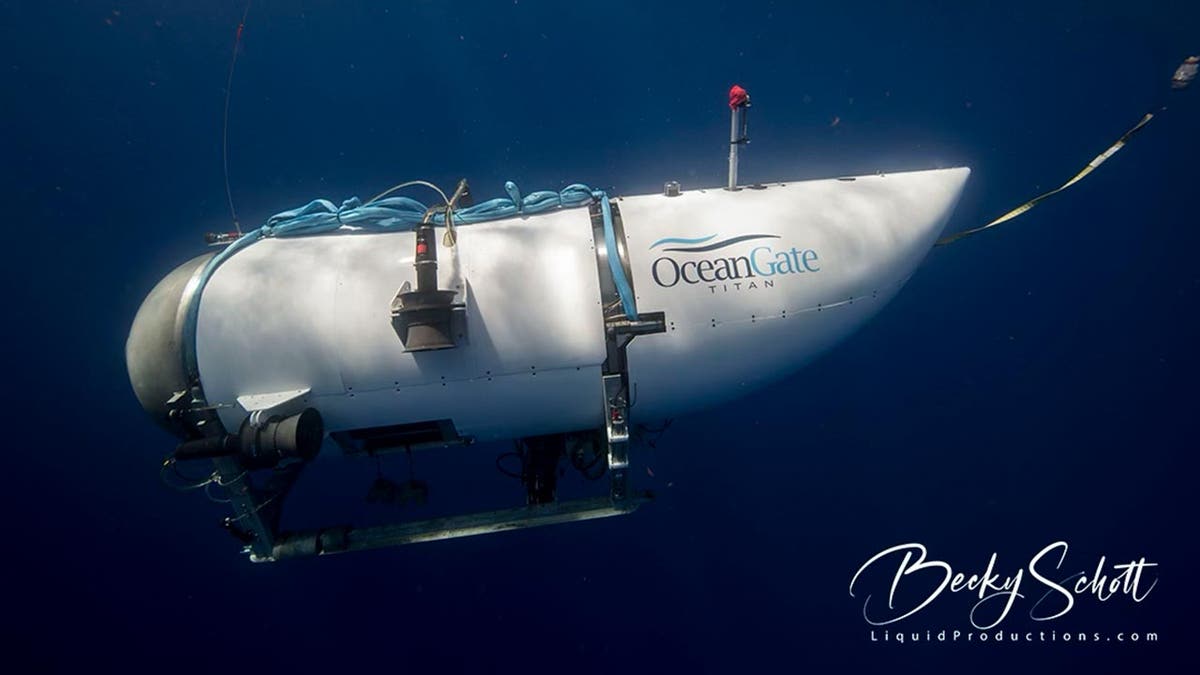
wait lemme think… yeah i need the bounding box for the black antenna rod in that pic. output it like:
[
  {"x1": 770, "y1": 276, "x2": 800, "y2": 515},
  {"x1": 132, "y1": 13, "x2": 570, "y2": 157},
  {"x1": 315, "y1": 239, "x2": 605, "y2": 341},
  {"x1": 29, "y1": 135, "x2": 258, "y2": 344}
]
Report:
[{"x1": 222, "y1": 1, "x2": 252, "y2": 235}]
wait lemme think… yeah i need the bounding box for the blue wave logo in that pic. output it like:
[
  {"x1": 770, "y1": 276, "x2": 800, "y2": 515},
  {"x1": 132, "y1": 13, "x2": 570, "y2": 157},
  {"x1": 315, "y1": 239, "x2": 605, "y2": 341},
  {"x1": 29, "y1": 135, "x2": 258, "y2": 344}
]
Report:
[{"x1": 649, "y1": 233, "x2": 779, "y2": 253}]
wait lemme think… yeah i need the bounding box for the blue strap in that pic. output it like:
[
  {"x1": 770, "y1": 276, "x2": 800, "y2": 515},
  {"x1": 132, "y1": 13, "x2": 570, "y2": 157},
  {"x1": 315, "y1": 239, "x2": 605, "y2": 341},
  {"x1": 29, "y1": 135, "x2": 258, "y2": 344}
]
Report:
[{"x1": 595, "y1": 191, "x2": 639, "y2": 320}]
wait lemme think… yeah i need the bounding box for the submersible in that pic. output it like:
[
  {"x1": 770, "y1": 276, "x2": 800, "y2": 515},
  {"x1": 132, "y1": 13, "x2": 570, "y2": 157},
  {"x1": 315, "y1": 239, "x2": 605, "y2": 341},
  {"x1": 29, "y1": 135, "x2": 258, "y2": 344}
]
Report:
[{"x1": 126, "y1": 87, "x2": 970, "y2": 560}]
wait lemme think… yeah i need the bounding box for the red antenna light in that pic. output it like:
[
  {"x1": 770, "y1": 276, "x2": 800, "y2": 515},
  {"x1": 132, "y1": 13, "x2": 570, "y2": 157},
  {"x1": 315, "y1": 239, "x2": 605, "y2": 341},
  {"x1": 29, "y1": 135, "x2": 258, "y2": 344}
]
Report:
[{"x1": 728, "y1": 84, "x2": 750, "y2": 109}]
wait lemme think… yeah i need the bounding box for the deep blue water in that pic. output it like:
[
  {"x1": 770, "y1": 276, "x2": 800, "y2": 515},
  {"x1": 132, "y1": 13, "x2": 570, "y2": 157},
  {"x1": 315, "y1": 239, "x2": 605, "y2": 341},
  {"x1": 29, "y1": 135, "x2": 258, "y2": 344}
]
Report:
[{"x1": 4, "y1": 1, "x2": 1198, "y2": 672}]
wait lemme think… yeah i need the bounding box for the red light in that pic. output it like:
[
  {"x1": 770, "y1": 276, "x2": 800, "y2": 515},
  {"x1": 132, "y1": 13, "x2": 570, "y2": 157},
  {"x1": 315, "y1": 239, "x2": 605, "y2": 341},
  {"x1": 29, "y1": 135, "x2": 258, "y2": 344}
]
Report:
[{"x1": 729, "y1": 84, "x2": 749, "y2": 109}]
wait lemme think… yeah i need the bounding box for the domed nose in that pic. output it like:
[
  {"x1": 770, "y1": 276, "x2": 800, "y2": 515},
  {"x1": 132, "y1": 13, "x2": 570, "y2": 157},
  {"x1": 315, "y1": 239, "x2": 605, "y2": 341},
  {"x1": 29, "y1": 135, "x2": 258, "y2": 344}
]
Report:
[{"x1": 126, "y1": 253, "x2": 213, "y2": 434}]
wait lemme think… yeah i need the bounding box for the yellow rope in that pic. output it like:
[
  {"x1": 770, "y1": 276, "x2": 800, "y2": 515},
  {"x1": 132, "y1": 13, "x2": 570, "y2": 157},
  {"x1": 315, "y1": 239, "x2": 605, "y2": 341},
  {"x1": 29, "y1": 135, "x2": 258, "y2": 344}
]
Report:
[{"x1": 937, "y1": 112, "x2": 1156, "y2": 246}]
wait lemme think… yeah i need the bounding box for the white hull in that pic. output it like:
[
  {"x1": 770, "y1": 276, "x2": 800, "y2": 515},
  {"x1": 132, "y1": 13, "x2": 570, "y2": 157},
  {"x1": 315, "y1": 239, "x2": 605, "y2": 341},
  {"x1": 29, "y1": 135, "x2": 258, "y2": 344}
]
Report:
[{"x1": 181, "y1": 167, "x2": 969, "y2": 441}]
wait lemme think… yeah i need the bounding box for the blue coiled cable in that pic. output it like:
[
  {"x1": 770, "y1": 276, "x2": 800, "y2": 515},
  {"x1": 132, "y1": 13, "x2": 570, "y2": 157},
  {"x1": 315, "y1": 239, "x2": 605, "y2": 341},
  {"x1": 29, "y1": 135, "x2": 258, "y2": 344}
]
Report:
[{"x1": 180, "y1": 181, "x2": 638, "y2": 384}]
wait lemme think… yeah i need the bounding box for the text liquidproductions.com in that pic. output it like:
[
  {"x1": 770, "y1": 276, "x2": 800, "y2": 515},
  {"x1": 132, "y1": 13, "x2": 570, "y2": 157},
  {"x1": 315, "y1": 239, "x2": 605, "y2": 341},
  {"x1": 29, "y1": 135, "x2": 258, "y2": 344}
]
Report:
[{"x1": 869, "y1": 629, "x2": 1159, "y2": 644}]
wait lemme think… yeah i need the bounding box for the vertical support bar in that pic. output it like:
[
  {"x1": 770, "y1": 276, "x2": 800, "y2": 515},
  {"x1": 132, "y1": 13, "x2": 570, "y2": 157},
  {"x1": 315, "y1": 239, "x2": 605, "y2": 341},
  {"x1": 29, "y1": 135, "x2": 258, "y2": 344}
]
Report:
[
  {"x1": 212, "y1": 457, "x2": 276, "y2": 560},
  {"x1": 727, "y1": 106, "x2": 740, "y2": 191},
  {"x1": 602, "y1": 373, "x2": 630, "y2": 503}
]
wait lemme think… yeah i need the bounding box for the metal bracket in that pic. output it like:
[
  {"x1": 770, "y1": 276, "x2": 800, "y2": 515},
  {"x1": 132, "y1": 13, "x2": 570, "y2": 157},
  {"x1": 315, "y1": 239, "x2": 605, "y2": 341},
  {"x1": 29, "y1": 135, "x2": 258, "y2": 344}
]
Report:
[
  {"x1": 597, "y1": 313, "x2": 665, "y2": 503},
  {"x1": 214, "y1": 457, "x2": 278, "y2": 560},
  {"x1": 237, "y1": 387, "x2": 311, "y2": 427},
  {"x1": 603, "y1": 373, "x2": 630, "y2": 501},
  {"x1": 589, "y1": 198, "x2": 667, "y2": 504},
  {"x1": 165, "y1": 385, "x2": 302, "y2": 560}
]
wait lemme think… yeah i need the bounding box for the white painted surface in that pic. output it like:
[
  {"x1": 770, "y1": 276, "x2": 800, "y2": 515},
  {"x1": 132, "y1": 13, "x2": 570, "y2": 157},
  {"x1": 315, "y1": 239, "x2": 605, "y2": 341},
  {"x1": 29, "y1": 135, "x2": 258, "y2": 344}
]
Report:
[
  {"x1": 194, "y1": 167, "x2": 969, "y2": 440},
  {"x1": 197, "y1": 208, "x2": 608, "y2": 439},
  {"x1": 622, "y1": 168, "x2": 970, "y2": 419}
]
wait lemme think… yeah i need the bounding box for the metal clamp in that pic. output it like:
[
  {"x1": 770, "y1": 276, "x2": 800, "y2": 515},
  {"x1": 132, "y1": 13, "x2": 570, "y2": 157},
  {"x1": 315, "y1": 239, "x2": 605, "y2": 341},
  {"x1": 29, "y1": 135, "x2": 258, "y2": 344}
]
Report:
[{"x1": 589, "y1": 199, "x2": 666, "y2": 503}]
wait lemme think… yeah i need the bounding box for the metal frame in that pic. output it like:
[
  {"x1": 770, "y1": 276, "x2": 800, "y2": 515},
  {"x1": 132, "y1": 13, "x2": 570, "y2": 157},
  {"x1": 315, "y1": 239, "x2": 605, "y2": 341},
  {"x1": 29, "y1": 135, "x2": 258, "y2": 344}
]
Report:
[
  {"x1": 165, "y1": 388, "x2": 281, "y2": 560},
  {"x1": 269, "y1": 496, "x2": 636, "y2": 560}
]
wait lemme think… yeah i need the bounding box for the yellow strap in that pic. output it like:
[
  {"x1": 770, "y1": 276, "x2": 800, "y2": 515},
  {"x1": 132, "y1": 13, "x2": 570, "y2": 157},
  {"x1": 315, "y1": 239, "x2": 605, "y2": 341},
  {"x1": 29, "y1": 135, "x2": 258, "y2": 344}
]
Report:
[{"x1": 936, "y1": 112, "x2": 1156, "y2": 246}]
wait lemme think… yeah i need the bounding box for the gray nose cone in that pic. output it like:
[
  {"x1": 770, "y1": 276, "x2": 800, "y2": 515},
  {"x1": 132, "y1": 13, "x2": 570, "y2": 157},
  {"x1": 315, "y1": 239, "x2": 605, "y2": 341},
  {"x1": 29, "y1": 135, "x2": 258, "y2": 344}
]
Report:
[{"x1": 125, "y1": 253, "x2": 213, "y2": 433}]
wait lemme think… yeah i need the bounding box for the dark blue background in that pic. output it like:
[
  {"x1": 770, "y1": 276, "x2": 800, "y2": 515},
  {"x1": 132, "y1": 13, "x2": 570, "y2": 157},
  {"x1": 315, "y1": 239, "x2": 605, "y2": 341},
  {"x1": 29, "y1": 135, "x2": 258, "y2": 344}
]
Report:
[{"x1": 3, "y1": 1, "x2": 1197, "y2": 672}]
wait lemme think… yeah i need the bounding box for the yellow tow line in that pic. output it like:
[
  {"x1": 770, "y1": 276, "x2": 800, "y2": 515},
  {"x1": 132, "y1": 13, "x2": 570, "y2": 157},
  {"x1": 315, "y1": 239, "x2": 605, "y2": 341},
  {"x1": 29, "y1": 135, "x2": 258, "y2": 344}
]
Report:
[
  {"x1": 936, "y1": 112, "x2": 1156, "y2": 246},
  {"x1": 936, "y1": 55, "x2": 1196, "y2": 246}
]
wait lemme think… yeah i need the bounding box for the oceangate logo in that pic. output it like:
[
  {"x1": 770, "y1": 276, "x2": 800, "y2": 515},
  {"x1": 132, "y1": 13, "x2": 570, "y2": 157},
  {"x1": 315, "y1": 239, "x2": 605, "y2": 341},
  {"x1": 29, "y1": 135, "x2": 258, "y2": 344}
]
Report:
[
  {"x1": 848, "y1": 542, "x2": 1158, "y2": 631},
  {"x1": 648, "y1": 234, "x2": 820, "y2": 294}
]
